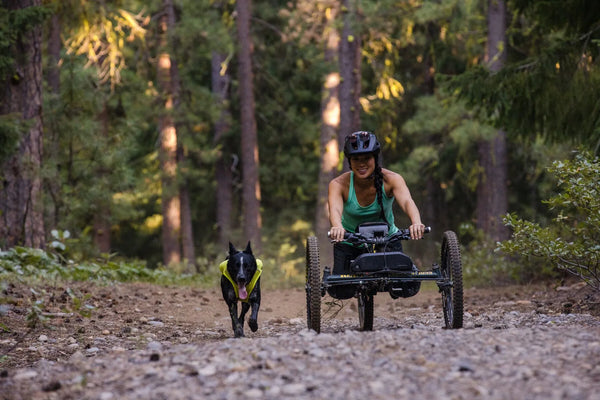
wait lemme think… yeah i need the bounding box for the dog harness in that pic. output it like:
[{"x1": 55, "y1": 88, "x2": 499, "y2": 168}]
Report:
[{"x1": 219, "y1": 259, "x2": 263, "y2": 302}]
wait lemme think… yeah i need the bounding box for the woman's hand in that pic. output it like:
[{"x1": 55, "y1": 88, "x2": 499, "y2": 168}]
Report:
[
  {"x1": 409, "y1": 223, "x2": 426, "y2": 240},
  {"x1": 329, "y1": 226, "x2": 346, "y2": 242}
]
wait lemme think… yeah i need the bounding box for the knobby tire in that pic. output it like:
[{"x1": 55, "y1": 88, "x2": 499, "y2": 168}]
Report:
[
  {"x1": 358, "y1": 292, "x2": 374, "y2": 331},
  {"x1": 441, "y1": 230, "x2": 464, "y2": 329},
  {"x1": 306, "y1": 236, "x2": 321, "y2": 333}
]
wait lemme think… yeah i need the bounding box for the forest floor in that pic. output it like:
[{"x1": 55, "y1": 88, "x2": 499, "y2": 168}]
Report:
[
  {"x1": 1, "y1": 277, "x2": 599, "y2": 370},
  {"x1": 0, "y1": 276, "x2": 600, "y2": 400}
]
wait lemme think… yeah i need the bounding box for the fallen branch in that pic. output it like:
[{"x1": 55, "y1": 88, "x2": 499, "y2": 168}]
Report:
[{"x1": 41, "y1": 312, "x2": 74, "y2": 318}]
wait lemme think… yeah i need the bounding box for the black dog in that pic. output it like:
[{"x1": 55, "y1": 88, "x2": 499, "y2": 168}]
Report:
[{"x1": 220, "y1": 242, "x2": 262, "y2": 338}]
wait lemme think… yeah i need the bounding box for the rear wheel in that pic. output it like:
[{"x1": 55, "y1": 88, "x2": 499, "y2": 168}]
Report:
[
  {"x1": 358, "y1": 292, "x2": 374, "y2": 331},
  {"x1": 441, "y1": 231, "x2": 463, "y2": 329},
  {"x1": 306, "y1": 236, "x2": 321, "y2": 333}
]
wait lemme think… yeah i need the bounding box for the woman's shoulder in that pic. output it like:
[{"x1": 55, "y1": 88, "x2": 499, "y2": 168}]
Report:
[
  {"x1": 382, "y1": 168, "x2": 404, "y2": 181},
  {"x1": 382, "y1": 168, "x2": 407, "y2": 191},
  {"x1": 329, "y1": 172, "x2": 351, "y2": 200},
  {"x1": 331, "y1": 172, "x2": 351, "y2": 186}
]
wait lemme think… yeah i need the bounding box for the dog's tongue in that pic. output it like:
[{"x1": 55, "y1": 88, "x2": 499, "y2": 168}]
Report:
[{"x1": 238, "y1": 285, "x2": 248, "y2": 300}]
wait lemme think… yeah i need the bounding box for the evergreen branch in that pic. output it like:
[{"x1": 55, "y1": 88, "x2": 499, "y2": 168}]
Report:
[
  {"x1": 577, "y1": 21, "x2": 600, "y2": 43},
  {"x1": 251, "y1": 17, "x2": 284, "y2": 38}
]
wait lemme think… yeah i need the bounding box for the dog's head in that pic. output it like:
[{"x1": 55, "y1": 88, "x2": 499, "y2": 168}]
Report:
[{"x1": 227, "y1": 241, "x2": 257, "y2": 300}]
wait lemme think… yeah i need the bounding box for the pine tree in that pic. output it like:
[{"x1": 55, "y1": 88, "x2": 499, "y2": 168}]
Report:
[
  {"x1": 0, "y1": 1, "x2": 46, "y2": 248},
  {"x1": 237, "y1": 0, "x2": 262, "y2": 252}
]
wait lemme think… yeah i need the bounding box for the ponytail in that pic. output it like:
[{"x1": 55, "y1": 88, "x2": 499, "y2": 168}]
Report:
[{"x1": 373, "y1": 158, "x2": 389, "y2": 226}]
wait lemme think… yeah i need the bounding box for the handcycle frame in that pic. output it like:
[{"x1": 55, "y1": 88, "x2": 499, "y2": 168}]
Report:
[{"x1": 305, "y1": 222, "x2": 463, "y2": 332}]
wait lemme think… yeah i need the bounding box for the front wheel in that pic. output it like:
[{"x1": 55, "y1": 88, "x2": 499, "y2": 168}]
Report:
[
  {"x1": 440, "y1": 230, "x2": 463, "y2": 329},
  {"x1": 306, "y1": 236, "x2": 321, "y2": 333},
  {"x1": 358, "y1": 292, "x2": 374, "y2": 331}
]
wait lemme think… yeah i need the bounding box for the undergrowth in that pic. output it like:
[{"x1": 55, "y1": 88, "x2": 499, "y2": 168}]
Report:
[{"x1": 0, "y1": 246, "x2": 217, "y2": 286}]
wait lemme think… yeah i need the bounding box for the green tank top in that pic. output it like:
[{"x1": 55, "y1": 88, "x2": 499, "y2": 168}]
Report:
[{"x1": 341, "y1": 172, "x2": 398, "y2": 234}]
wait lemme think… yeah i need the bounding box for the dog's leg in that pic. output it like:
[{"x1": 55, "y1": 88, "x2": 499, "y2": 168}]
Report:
[
  {"x1": 228, "y1": 302, "x2": 244, "y2": 338},
  {"x1": 248, "y1": 282, "x2": 261, "y2": 332},
  {"x1": 239, "y1": 302, "x2": 250, "y2": 331},
  {"x1": 248, "y1": 300, "x2": 260, "y2": 332}
]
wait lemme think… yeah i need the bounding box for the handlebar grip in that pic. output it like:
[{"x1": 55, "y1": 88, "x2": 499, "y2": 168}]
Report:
[
  {"x1": 328, "y1": 226, "x2": 431, "y2": 241},
  {"x1": 328, "y1": 230, "x2": 351, "y2": 239},
  {"x1": 405, "y1": 226, "x2": 431, "y2": 237}
]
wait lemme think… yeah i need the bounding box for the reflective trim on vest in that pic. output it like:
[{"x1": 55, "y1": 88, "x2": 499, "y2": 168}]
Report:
[{"x1": 219, "y1": 259, "x2": 263, "y2": 302}]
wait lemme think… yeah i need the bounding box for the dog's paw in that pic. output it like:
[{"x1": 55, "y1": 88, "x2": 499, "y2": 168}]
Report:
[{"x1": 249, "y1": 319, "x2": 258, "y2": 332}]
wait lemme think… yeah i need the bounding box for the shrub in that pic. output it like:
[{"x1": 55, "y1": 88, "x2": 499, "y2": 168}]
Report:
[{"x1": 498, "y1": 151, "x2": 600, "y2": 290}]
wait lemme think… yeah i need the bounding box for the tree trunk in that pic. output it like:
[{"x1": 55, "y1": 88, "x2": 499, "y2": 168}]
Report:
[
  {"x1": 339, "y1": 0, "x2": 362, "y2": 159},
  {"x1": 236, "y1": 0, "x2": 262, "y2": 252},
  {"x1": 315, "y1": 6, "x2": 340, "y2": 268},
  {"x1": 0, "y1": 0, "x2": 45, "y2": 249},
  {"x1": 422, "y1": 22, "x2": 443, "y2": 230},
  {"x1": 44, "y1": 12, "x2": 62, "y2": 230},
  {"x1": 163, "y1": 0, "x2": 195, "y2": 271},
  {"x1": 157, "y1": 2, "x2": 181, "y2": 266},
  {"x1": 93, "y1": 102, "x2": 112, "y2": 253},
  {"x1": 476, "y1": 0, "x2": 509, "y2": 242},
  {"x1": 211, "y1": 51, "x2": 233, "y2": 249},
  {"x1": 179, "y1": 181, "x2": 195, "y2": 270}
]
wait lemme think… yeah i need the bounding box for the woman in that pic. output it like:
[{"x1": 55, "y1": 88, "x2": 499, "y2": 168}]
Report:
[{"x1": 327, "y1": 131, "x2": 425, "y2": 299}]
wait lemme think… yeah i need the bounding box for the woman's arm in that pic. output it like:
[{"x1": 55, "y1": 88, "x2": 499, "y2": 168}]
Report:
[
  {"x1": 328, "y1": 177, "x2": 346, "y2": 242},
  {"x1": 387, "y1": 170, "x2": 425, "y2": 239}
]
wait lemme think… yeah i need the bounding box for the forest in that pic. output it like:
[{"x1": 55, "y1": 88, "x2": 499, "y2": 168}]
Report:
[{"x1": 1, "y1": 0, "x2": 599, "y2": 288}]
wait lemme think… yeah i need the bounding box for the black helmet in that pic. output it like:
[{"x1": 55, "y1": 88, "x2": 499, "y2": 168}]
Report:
[{"x1": 343, "y1": 131, "x2": 380, "y2": 158}]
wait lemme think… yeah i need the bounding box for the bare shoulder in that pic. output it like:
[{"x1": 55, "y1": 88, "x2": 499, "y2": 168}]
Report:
[
  {"x1": 329, "y1": 172, "x2": 351, "y2": 199},
  {"x1": 382, "y1": 168, "x2": 406, "y2": 185},
  {"x1": 330, "y1": 172, "x2": 351, "y2": 188}
]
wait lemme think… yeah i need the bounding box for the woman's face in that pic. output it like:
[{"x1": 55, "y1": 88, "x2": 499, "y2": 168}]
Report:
[{"x1": 349, "y1": 154, "x2": 375, "y2": 179}]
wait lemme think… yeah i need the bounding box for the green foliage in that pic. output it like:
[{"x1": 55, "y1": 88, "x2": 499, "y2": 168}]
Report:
[
  {"x1": 0, "y1": 246, "x2": 212, "y2": 286},
  {"x1": 26, "y1": 288, "x2": 46, "y2": 328},
  {"x1": 511, "y1": 0, "x2": 600, "y2": 37},
  {"x1": 43, "y1": 52, "x2": 159, "y2": 261},
  {"x1": 445, "y1": 0, "x2": 600, "y2": 151},
  {"x1": 250, "y1": 2, "x2": 322, "y2": 220},
  {"x1": 498, "y1": 151, "x2": 600, "y2": 290},
  {"x1": 62, "y1": 287, "x2": 94, "y2": 318},
  {"x1": 392, "y1": 92, "x2": 492, "y2": 232},
  {"x1": 0, "y1": 4, "x2": 50, "y2": 77},
  {"x1": 261, "y1": 217, "x2": 315, "y2": 289},
  {"x1": 20, "y1": 287, "x2": 95, "y2": 328},
  {"x1": 12, "y1": 0, "x2": 594, "y2": 288},
  {"x1": 459, "y1": 222, "x2": 557, "y2": 286},
  {"x1": 460, "y1": 225, "x2": 513, "y2": 286},
  {"x1": 61, "y1": 1, "x2": 146, "y2": 89}
]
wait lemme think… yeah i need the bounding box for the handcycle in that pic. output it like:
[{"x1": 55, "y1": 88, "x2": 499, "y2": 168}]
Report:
[{"x1": 305, "y1": 222, "x2": 463, "y2": 332}]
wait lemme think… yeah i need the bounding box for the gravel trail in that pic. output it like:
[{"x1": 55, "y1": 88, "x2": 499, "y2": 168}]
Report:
[{"x1": 2, "y1": 304, "x2": 600, "y2": 400}]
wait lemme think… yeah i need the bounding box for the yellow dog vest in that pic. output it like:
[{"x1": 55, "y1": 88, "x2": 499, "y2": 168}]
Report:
[{"x1": 219, "y1": 259, "x2": 263, "y2": 302}]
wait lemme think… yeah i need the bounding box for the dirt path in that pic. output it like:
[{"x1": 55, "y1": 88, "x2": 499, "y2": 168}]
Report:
[{"x1": 1, "y1": 280, "x2": 599, "y2": 399}]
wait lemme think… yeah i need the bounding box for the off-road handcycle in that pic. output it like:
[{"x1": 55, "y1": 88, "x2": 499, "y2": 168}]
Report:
[{"x1": 305, "y1": 222, "x2": 463, "y2": 332}]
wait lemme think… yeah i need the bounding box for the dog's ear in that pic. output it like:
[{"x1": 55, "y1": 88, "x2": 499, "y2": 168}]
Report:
[
  {"x1": 229, "y1": 242, "x2": 237, "y2": 255},
  {"x1": 244, "y1": 241, "x2": 252, "y2": 254}
]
